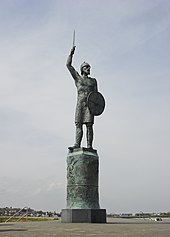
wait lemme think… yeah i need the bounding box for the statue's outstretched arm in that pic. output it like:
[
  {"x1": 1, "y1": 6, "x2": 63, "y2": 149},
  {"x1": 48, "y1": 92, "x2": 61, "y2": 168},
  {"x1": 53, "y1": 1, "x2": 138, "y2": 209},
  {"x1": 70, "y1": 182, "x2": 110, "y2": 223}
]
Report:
[{"x1": 66, "y1": 46, "x2": 79, "y2": 80}]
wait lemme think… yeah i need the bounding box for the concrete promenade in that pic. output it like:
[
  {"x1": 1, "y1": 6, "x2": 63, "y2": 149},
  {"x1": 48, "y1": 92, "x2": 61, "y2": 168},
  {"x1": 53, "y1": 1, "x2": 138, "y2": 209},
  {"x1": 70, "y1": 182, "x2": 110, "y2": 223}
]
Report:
[{"x1": 0, "y1": 218, "x2": 170, "y2": 237}]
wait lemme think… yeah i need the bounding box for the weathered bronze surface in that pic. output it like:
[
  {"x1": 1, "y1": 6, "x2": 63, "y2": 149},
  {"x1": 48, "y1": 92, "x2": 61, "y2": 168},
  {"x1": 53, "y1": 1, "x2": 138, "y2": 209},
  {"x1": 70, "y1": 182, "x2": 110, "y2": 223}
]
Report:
[
  {"x1": 87, "y1": 91, "x2": 105, "y2": 116},
  {"x1": 66, "y1": 148, "x2": 99, "y2": 209},
  {"x1": 66, "y1": 46, "x2": 105, "y2": 149}
]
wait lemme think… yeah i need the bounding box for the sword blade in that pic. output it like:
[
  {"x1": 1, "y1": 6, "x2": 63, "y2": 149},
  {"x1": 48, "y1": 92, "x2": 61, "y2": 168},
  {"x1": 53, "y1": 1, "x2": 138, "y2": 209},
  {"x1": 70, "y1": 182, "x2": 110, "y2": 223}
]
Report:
[{"x1": 73, "y1": 29, "x2": 75, "y2": 47}]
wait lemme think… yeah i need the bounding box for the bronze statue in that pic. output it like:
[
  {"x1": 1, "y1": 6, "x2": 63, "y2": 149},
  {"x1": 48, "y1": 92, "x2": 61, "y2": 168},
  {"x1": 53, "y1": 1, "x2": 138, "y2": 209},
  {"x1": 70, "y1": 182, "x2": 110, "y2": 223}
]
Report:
[
  {"x1": 66, "y1": 33, "x2": 105, "y2": 150},
  {"x1": 66, "y1": 46, "x2": 98, "y2": 149}
]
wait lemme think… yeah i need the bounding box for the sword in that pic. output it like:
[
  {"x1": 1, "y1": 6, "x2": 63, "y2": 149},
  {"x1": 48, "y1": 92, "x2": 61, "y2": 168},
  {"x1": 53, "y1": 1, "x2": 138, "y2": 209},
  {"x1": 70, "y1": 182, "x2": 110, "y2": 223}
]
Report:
[{"x1": 72, "y1": 29, "x2": 76, "y2": 48}]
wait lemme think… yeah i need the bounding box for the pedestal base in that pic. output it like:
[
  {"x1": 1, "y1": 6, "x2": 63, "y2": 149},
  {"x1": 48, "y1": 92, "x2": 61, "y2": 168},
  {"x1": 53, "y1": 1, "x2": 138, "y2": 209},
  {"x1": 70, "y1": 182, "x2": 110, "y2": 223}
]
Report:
[{"x1": 61, "y1": 209, "x2": 106, "y2": 223}]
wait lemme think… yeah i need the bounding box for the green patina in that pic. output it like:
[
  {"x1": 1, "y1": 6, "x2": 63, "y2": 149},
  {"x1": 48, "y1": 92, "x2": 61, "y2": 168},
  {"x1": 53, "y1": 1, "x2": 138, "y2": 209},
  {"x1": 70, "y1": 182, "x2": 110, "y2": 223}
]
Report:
[{"x1": 66, "y1": 148, "x2": 100, "y2": 209}]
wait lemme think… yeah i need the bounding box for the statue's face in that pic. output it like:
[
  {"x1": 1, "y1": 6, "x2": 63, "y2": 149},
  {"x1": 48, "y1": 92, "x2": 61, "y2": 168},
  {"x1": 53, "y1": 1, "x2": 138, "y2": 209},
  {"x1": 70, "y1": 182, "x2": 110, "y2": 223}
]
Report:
[{"x1": 82, "y1": 65, "x2": 91, "y2": 76}]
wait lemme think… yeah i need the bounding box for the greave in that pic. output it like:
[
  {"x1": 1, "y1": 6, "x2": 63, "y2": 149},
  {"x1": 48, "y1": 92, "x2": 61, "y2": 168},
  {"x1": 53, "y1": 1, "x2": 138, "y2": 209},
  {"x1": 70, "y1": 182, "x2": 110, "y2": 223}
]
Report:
[
  {"x1": 74, "y1": 126, "x2": 83, "y2": 147},
  {"x1": 87, "y1": 126, "x2": 93, "y2": 148}
]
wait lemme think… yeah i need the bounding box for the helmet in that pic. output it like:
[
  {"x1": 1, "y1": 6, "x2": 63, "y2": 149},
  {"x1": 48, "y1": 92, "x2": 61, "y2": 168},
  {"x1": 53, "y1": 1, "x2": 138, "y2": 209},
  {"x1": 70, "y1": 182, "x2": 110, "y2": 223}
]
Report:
[{"x1": 80, "y1": 62, "x2": 91, "y2": 74}]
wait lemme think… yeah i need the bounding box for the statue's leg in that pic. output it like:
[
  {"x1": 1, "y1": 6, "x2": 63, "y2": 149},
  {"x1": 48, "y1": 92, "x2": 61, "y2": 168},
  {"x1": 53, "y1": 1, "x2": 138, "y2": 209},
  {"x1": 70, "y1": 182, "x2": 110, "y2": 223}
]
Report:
[
  {"x1": 86, "y1": 123, "x2": 93, "y2": 149},
  {"x1": 74, "y1": 122, "x2": 83, "y2": 148}
]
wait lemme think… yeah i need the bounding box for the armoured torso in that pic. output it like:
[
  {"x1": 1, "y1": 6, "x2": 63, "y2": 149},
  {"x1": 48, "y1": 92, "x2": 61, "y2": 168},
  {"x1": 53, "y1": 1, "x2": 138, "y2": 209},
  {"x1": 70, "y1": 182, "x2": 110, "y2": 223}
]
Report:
[
  {"x1": 76, "y1": 76, "x2": 96, "y2": 95},
  {"x1": 75, "y1": 75, "x2": 97, "y2": 123}
]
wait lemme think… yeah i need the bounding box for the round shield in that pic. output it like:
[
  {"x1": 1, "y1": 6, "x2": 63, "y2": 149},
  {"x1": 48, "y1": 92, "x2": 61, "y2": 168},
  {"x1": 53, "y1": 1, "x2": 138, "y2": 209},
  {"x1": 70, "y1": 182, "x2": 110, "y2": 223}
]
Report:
[{"x1": 87, "y1": 91, "x2": 105, "y2": 116}]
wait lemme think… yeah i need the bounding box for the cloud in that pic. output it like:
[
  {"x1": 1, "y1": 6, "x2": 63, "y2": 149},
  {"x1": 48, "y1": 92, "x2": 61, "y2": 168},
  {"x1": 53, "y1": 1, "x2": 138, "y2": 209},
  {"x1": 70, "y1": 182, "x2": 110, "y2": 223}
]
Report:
[
  {"x1": 0, "y1": 0, "x2": 169, "y2": 213},
  {"x1": 0, "y1": 176, "x2": 65, "y2": 210}
]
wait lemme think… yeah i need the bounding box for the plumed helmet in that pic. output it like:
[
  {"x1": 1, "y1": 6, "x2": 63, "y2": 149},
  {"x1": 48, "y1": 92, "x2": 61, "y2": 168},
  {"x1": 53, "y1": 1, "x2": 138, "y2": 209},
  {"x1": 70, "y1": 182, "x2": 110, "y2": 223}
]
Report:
[{"x1": 80, "y1": 61, "x2": 91, "y2": 74}]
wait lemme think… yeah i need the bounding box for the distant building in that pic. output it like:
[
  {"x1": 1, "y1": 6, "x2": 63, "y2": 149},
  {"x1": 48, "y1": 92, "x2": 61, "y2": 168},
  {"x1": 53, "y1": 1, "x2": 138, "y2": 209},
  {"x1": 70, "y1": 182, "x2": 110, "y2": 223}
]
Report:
[{"x1": 120, "y1": 213, "x2": 133, "y2": 217}]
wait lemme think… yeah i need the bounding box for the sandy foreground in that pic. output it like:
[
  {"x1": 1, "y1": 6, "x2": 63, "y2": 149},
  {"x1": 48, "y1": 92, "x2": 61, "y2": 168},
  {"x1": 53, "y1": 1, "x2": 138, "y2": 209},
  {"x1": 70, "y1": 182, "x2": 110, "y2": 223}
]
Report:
[{"x1": 0, "y1": 218, "x2": 170, "y2": 237}]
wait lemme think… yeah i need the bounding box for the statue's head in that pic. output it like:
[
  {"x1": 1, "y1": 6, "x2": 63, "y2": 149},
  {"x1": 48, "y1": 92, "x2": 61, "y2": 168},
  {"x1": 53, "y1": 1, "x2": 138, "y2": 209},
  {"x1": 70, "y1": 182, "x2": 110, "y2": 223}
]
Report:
[{"x1": 80, "y1": 62, "x2": 91, "y2": 76}]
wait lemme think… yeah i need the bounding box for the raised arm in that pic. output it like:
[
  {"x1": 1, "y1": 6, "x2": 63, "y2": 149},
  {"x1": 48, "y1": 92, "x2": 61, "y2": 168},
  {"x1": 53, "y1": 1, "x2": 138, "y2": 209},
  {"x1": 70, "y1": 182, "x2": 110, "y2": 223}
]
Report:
[{"x1": 66, "y1": 46, "x2": 79, "y2": 80}]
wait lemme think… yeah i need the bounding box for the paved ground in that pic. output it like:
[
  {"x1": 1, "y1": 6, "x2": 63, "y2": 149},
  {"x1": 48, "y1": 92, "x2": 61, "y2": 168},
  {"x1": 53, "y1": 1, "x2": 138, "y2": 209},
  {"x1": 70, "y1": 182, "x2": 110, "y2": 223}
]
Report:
[{"x1": 0, "y1": 218, "x2": 170, "y2": 237}]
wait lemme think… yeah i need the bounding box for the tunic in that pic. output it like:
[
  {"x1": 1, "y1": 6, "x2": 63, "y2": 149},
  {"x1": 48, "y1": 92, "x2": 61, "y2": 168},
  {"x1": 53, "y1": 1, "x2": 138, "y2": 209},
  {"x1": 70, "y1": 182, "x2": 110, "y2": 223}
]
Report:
[{"x1": 75, "y1": 75, "x2": 97, "y2": 124}]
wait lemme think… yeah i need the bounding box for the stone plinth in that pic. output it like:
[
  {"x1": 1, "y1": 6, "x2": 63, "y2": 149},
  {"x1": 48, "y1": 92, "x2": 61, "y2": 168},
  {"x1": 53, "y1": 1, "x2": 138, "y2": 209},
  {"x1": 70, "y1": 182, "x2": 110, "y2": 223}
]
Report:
[
  {"x1": 61, "y1": 147, "x2": 106, "y2": 223},
  {"x1": 61, "y1": 209, "x2": 106, "y2": 223}
]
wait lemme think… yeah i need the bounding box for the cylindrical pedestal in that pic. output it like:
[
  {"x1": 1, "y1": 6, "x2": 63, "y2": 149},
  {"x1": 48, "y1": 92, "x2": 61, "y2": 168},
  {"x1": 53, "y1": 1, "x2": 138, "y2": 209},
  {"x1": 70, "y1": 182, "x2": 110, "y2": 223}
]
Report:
[
  {"x1": 67, "y1": 148, "x2": 99, "y2": 209},
  {"x1": 61, "y1": 147, "x2": 106, "y2": 223}
]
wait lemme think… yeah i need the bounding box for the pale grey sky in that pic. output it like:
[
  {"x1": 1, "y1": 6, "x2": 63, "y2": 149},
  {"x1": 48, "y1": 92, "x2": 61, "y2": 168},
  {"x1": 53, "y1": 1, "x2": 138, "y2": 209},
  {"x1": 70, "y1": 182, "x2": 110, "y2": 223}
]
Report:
[{"x1": 0, "y1": 0, "x2": 170, "y2": 213}]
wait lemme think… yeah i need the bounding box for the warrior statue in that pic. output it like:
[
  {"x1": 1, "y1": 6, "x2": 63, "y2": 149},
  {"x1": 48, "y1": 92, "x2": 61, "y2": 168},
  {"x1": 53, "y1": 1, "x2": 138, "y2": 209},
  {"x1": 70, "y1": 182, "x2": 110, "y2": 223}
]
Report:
[{"x1": 66, "y1": 46, "x2": 98, "y2": 149}]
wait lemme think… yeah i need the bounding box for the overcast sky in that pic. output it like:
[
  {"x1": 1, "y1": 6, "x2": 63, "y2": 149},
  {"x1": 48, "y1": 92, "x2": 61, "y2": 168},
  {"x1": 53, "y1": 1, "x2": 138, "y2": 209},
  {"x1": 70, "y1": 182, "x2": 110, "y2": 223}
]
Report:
[{"x1": 0, "y1": 0, "x2": 169, "y2": 213}]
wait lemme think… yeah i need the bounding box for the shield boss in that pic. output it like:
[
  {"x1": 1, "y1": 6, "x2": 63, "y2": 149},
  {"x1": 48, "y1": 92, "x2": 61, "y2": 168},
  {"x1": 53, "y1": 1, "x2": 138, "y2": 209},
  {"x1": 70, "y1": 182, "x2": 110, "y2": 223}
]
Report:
[{"x1": 87, "y1": 92, "x2": 105, "y2": 116}]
